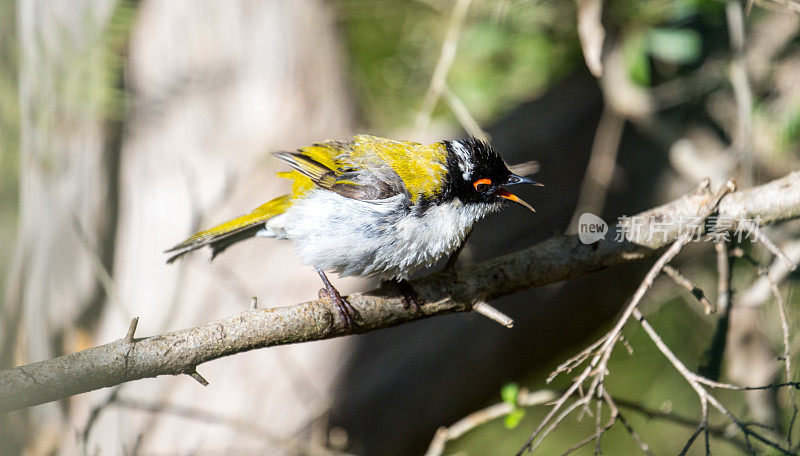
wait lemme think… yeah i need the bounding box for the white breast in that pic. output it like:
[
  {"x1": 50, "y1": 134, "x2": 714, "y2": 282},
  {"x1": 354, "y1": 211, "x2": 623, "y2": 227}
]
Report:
[{"x1": 262, "y1": 190, "x2": 499, "y2": 279}]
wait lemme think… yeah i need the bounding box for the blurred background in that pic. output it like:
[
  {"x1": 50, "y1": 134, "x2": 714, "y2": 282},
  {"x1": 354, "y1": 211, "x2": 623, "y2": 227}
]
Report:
[{"x1": 1, "y1": 0, "x2": 800, "y2": 455}]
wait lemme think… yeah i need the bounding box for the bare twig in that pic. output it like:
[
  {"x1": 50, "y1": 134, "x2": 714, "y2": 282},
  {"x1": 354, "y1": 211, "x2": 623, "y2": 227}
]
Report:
[
  {"x1": 726, "y1": 0, "x2": 755, "y2": 186},
  {"x1": 733, "y1": 247, "x2": 798, "y2": 443},
  {"x1": 2, "y1": 173, "x2": 800, "y2": 413},
  {"x1": 567, "y1": 107, "x2": 624, "y2": 233},
  {"x1": 662, "y1": 264, "x2": 715, "y2": 314},
  {"x1": 614, "y1": 396, "x2": 752, "y2": 452},
  {"x1": 574, "y1": 0, "x2": 605, "y2": 78},
  {"x1": 472, "y1": 301, "x2": 514, "y2": 328},
  {"x1": 415, "y1": 0, "x2": 473, "y2": 134},
  {"x1": 442, "y1": 85, "x2": 489, "y2": 142},
  {"x1": 602, "y1": 393, "x2": 653, "y2": 456},
  {"x1": 699, "y1": 240, "x2": 733, "y2": 381},
  {"x1": 741, "y1": 221, "x2": 798, "y2": 271},
  {"x1": 635, "y1": 308, "x2": 795, "y2": 455},
  {"x1": 716, "y1": 241, "x2": 732, "y2": 312},
  {"x1": 424, "y1": 389, "x2": 557, "y2": 456}
]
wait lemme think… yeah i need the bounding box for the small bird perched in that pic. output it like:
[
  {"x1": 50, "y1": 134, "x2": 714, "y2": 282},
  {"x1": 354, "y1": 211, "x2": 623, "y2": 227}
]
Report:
[{"x1": 166, "y1": 135, "x2": 541, "y2": 326}]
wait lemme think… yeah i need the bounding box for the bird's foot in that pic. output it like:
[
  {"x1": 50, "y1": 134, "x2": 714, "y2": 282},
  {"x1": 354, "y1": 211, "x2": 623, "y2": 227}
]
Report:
[
  {"x1": 384, "y1": 279, "x2": 422, "y2": 313},
  {"x1": 318, "y1": 287, "x2": 358, "y2": 329},
  {"x1": 316, "y1": 268, "x2": 359, "y2": 329}
]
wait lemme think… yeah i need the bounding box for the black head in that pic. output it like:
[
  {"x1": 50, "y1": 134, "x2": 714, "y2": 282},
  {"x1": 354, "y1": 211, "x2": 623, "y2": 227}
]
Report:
[{"x1": 444, "y1": 138, "x2": 542, "y2": 211}]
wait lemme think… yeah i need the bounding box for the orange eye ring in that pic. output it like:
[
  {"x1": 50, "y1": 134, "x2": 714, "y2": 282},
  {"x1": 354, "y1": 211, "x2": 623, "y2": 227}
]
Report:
[{"x1": 473, "y1": 178, "x2": 492, "y2": 193}]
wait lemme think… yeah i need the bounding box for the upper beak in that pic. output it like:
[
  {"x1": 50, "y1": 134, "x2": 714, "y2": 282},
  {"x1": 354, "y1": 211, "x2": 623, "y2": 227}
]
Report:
[
  {"x1": 495, "y1": 174, "x2": 543, "y2": 214},
  {"x1": 505, "y1": 174, "x2": 544, "y2": 186}
]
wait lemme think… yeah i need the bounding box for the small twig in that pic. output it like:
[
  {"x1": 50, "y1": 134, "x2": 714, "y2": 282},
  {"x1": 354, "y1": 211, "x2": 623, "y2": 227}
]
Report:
[
  {"x1": 635, "y1": 308, "x2": 796, "y2": 455},
  {"x1": 742, "y1": 220, "x2": 798, "y2": 271},
  {"x1": 726, "y1": 0, "x2": 754, "y2": 186},
  {"x1": 472, "y1": 301, "x2": 514, "y2": 328},
  {"x1": 602, "y1": 393, "x2": 653, "y2": 456},
  {"x1": 442, "y1": 85, "x2": 489, "y2": 142},
  {"x1": 186, "y1": 369, "x2": 209, "y2": 387},
  {"x1": 547, "y1": 335, "x2": 609, "y2": 383},
  {"x1": 699, "y1": 240, "x2": 733, "y2": 381},
  {"x1": 567, "y1": 107, "x2": 625, "y2": 233},
  {"x1": 734, "y1": 247, "x2": 798, "y2": 445},
  {"x1": 558, "y1": 413, "x2": 616, "y2": 456},
  {"x1": 424, "y1": 389, "x2": 557, "y2": 456},
  {"x1": 716, "y1": 241, "x2": 732, "y2": 312},
  {"x1": 415, "y1": 0, "x2": 473, "y2": 134},
  {"x1": 677, "y1": 423, "x2": 706, "y2": 456},
  {"x1": 593, "y1": 396, "x2": 603, "y2": 455},
  {"x1": 125, "y1": 317, "x2": 139, "y2": 343},
  {"x1": 662, "y1": 264, "x2": 716, "y2": 314},
  {"x1": 614, "y1": 396, "x2": 752, "y2": 452}
]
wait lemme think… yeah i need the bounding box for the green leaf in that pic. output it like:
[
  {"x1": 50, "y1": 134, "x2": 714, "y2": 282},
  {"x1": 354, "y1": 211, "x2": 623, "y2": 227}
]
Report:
[
  {"x1": 504, "y1": 408, "x2": 526, "y2": 429},
  {"x1": 500, "y1": 383, "x2": 519, "y2": 405},
  {"x1": 647, "y1": 28, "x2": 702, "y2": 64},
  {"x1": 624, "y1": 33, "x2": 650, "y2": 87}
]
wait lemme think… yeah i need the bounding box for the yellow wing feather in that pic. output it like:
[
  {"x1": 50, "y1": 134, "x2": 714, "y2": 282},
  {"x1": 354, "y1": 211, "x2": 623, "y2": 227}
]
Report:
[{"x1": 165, "y1": 195, "x2": 291, "y2": 261}]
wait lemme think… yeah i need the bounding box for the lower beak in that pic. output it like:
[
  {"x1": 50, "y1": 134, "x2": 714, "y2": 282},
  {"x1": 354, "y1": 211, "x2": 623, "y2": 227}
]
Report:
[{"x1": 495, "y1": 189, "x2": 536, "y2": 213}]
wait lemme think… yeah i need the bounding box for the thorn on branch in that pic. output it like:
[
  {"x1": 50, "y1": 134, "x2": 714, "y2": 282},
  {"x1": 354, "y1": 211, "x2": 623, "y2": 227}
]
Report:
[
  {"x1": 125, "y1": 317, "x2": 139, "y2": 343},
  {"x1": 472, "y1": 301, "x2": 514, "y2": 328},
  {"x1": 186, "y1": 368, "x2": 209, "y2": 386}
]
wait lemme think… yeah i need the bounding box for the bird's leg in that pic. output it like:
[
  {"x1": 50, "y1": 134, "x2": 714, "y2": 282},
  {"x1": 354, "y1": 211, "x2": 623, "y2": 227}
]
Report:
[
  {"x1": 315, "y1": 268, "x2": 358, "y2": 328},
  {"x1": 382, "y1": 279, "x2": 422, "y2": 313},
  {"x1": 444, "y1": 228, "x2": 473, "y2": 270}
]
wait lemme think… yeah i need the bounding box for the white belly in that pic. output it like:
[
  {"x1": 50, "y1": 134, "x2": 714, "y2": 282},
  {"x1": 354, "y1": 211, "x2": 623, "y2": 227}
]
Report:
[{"x1": 262, "y1": 190, "x2": 499, "y2": 279}]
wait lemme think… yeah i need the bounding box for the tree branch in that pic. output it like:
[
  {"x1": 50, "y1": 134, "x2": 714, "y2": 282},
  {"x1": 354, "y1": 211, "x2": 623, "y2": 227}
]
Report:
[{"x1": 2, "y1": 171, "x2": 799, "y2": 413}]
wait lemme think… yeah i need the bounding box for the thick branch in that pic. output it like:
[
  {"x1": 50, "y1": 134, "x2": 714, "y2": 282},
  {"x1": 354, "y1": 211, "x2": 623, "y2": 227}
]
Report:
[{"x1": 1, "y1": 171, "x2": 799, "y2": 413}]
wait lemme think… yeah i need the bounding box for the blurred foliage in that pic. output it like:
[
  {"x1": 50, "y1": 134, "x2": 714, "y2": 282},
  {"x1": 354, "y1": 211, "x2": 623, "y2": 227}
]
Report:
[
  {"x1": 334, "y1": 0, "x2": 732, "y2": 133},
  {"x1": 500, "y1": 383, "x2": 526, "y2": 429},
  {"x1": 0, "y1": 0, "x2": 19, "y2": 297},
  {"x1": 334, "y1": 0, "x2": 580, "y2": 131}
]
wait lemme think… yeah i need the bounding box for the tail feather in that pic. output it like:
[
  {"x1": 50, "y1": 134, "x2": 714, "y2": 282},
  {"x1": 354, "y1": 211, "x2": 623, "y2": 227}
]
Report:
[{"x1": 165, "y1": 195, "x2": 291, "y2": 263}]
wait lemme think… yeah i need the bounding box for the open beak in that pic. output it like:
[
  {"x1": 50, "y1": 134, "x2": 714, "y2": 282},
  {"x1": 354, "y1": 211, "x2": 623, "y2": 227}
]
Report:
[{"x1": 496, "y1": 174, "x2": 543, "y2": 214}]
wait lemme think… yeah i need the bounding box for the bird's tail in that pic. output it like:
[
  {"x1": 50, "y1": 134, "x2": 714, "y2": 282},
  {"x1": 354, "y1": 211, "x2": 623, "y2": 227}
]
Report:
[{"x1": 165, "y1": 195, "x2": 291, "y2": 263}]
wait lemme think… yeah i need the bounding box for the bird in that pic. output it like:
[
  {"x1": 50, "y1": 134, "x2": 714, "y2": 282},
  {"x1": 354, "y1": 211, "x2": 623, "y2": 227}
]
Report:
[{"x1": 166, "y1": 134, "x2": 542, "y2": 327}]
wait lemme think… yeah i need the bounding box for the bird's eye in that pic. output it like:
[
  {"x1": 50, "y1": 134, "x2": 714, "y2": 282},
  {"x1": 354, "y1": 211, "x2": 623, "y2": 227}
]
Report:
[{"x1": 473, "y1": 178, "x2": 492, "y2": 193}]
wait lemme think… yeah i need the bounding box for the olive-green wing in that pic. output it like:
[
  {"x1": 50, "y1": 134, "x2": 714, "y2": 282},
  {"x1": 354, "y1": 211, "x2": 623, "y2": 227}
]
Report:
[
  {"x1": 343, "y1": 135, "x2": 448, "y2": 203},
  {"x1": 273, "y1": 138, "x2": 407, "y2": 201}
]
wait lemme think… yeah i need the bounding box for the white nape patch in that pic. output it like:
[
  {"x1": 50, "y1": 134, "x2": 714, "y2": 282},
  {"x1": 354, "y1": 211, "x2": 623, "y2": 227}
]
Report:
[
  {"x1": 262, "y1": 189, "x2": 500, "y2": 280},
  {"x1": 451, "y1": 140, "x2": 474, "y2": 180}
]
